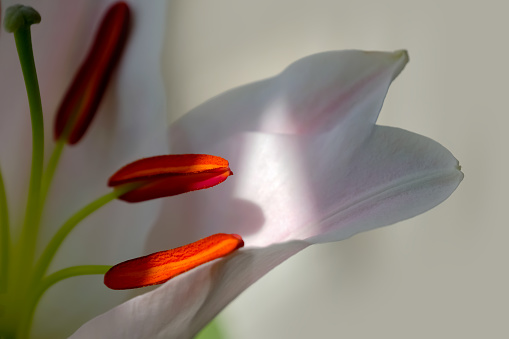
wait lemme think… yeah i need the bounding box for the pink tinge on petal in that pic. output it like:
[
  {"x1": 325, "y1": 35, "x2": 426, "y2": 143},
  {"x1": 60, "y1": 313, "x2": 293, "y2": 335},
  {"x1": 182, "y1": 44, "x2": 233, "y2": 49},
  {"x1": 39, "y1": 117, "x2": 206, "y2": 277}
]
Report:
[{"x1": 54, "y1": 2, "x2": 130, "y2": 144}]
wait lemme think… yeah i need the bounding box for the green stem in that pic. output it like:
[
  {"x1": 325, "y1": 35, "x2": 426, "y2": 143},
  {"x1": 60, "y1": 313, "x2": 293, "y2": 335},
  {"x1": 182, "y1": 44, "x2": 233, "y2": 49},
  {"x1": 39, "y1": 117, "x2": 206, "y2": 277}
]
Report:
[
  {"x1": 0, "y1": 165, "x2": 10, "y2": 292},
  {"x1": 39, "y1": 265, "x2": 112, "y2": 295},
  {"x1": 18, "y1": 265, "x2": 111, "y2": 338},
  {"x1": 40, "y1": 138, "x2": 66, "y2": 209},
  {"x1": 32, "y1": 185, "x2": 135, "y2": 282},
  {"x1": 14, "y1": 26, "x2": 45, "y2": 270}
]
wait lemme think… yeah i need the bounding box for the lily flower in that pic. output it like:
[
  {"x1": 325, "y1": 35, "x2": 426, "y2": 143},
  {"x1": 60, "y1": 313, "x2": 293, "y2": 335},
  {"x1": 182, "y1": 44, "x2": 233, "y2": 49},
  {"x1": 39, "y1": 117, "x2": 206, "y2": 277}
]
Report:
[
  {"x1": 0, "y1": 1, "x2": 462, "y2": 339},
  {"x1": 76, "y1": 12, "x2": 462, "y2": 339}
]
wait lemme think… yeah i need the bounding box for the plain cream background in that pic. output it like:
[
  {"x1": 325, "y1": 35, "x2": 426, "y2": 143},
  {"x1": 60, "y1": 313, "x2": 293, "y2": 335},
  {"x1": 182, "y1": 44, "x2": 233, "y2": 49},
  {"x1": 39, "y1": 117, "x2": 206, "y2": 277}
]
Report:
[{"x1": 164, "y1": 1, "x2": 506, "y2": 338}]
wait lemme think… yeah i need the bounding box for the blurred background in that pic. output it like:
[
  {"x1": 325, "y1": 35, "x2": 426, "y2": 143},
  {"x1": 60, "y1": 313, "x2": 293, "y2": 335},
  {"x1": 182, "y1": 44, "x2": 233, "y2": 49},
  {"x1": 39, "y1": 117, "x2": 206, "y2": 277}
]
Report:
[{"x1": 164, "y1": 0, "x2": 506, "y2": 338}]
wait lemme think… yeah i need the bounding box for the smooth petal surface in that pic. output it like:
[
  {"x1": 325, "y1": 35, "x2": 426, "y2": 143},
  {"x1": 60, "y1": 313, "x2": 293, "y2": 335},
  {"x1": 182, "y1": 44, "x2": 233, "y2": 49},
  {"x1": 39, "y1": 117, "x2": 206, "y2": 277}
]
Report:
[
  {"x1": 72, "y1": 50, "x2": 462, "y2": 338},
  {"x1": 0, "y1": 1, "x2": 166, "y2": 337},
  {"x1": 72, "y1": 241, "x2": 309, "y2": 339}
]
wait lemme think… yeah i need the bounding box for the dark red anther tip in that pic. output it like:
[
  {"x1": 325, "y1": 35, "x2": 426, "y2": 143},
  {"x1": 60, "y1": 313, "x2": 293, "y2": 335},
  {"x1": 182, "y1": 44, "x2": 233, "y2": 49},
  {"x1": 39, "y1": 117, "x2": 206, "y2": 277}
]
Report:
[{"x1": 54, "y1": 2, "x2": 130, "y2": 144}]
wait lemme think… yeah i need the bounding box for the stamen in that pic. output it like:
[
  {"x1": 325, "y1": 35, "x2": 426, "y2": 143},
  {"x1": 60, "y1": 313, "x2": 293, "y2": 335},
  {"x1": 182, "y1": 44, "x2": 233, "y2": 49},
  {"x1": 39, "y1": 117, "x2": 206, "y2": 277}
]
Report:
[
  {"x1": 104, "y1": 234, "x2": 244, "y2": 290},
  {"x1": 17, "y1": 265, "x2": 112, "y2": 338},
  {"x1": 108, "y1": 154, "x2": 233, "y2": 202},
  {"x1": 32, "y1": 185, "x2": 136, "y2": 282},
  {"x1": 54, "y1": 2, "x2": 130, "y2": 144},
  {"x1": 5, "y1": 5, "x2": 45, "y2": 272},
  {"x1": 0, "y1": 164, "x2": 10, "y2": 293}
]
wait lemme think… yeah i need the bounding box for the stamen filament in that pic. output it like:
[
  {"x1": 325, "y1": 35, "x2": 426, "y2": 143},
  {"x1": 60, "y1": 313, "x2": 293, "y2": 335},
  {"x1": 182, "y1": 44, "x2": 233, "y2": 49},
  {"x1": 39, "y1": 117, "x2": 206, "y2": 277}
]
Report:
[
  {"x1": 0, "y1": 164, "x2": 10, "y2": 292},
  {"x1": 38, "y1": 265, "x2": 112, "y2": 295},
  {"x1": 12, "y1": 22, "x2": 45, "y2": 270},
  {"x1": 40, "y1": 138, "x2": 66, "y2": 208},
  {"x1": 32, "y1": 184, "x2": 138, "y2": 282},
  {"x1": 18, "y1": 265, "x2": 111, "y2": 339}
]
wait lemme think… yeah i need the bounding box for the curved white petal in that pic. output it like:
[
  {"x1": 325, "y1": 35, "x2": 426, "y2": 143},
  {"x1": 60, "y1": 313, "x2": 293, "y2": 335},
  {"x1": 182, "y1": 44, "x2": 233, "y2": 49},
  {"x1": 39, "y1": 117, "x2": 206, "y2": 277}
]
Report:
[
  {"x1": 168, "y1": 50, "x2": 407, "y2": 150},
  {"x1": 301, "y1": 125, "x2": 462, "y2": 243},
  {"x1": 72, "y1": 49, "x2": 462, "y2": 338},
  {"x1": 71, "y1": 241, "x2": 309, "y2": 339},
  {"x1": 146, "y1": 50, "x2": 411, "y2": 250}
]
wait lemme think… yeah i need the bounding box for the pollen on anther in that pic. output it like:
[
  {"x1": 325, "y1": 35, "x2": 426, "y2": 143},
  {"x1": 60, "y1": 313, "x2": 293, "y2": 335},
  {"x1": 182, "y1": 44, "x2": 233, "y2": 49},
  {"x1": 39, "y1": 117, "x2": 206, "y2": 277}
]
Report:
[
  {"x1": 108, "y1": 154, "x2": 233, "y2": 203},
  {"x1": 104, "y1": 233, "x2": 244, "y2": 290}
]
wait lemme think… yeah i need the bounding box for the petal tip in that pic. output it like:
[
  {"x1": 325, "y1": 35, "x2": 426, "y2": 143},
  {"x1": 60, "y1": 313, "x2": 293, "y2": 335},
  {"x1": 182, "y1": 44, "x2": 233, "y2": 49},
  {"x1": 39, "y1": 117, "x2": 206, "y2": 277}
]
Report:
[{"x1": 393, "y1": 49, "x2": 409, "y2": 63}]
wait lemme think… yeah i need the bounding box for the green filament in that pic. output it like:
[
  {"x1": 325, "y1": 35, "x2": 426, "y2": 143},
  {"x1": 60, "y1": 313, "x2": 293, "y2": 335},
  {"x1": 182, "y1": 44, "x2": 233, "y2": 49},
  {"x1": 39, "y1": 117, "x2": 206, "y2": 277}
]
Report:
[
  {"x1": 17, "y1": 265, "x2": 112, "y2": 338},
  {"x1": 3, "y1": 5, "x2": 143, "y2": 338},
  {"x1": 40, "y1": 138, "x2": 66, "y2": 208},
  {"x1": 38, "y1": 265, "x2": 112, "y2": 297},
  {"x1": 9, "y1": 187, "x2": 136, "y2": 338},
  {"x1": 0, "y1": 165, "x2": 10, "y2": 293},
  {"x1": 33, "y1": 185, "x2": 137, "y2": 282},
  {"x1": 12, "y1": 20, "x2": 45, "y2": 271}
]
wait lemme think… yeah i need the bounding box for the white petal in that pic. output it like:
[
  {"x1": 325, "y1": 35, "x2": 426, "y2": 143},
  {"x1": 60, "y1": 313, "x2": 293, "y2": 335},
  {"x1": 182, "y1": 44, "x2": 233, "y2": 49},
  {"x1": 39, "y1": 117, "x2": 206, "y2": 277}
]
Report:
[
  {"x1": 297, "y1": 125, "x2": 463, "y2": 243},
  {"x1": 70, "y1": 241, "x2": 310, "y2": 339},
  {"x1": 73, "y1": 50, "x2": 461, "y2": 338},
  {"x1": 168, "y1": 50, "x2": 407, "y2": 149},
  {"x1": 146, "y1": 50, "x2": 410, "y2": 250}
]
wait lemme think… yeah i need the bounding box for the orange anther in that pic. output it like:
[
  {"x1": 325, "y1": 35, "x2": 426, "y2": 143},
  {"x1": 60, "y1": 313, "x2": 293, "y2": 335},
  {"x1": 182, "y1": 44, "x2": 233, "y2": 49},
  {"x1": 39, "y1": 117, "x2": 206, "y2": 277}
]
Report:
[
  {"x1": 108, "y1": 154, "x2": 233, "y2": 202},
  {"x1": 104, "y1": 233, "x2": 244, "y2": 290}
]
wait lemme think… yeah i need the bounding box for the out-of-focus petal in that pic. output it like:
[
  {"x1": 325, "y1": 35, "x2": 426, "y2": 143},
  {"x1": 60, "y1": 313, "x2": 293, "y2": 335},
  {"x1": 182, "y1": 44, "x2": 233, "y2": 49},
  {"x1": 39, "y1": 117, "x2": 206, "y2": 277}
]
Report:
[
  {"x1": 5, "y1": 1, "x2": 171, "y2": 338},
  {"x1": 72, "y1": 50, "x2": 462, "y2": 338}
]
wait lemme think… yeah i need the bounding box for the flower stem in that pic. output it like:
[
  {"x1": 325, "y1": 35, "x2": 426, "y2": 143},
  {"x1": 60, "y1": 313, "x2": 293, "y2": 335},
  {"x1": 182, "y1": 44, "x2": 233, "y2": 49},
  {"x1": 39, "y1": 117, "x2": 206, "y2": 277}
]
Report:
[
  {"x1": 0, "y1": 165, "x2": 10, "y2": 293},
  {"x1": 14, "y1": 25, "x2": 45, "y2": 270},
  {"x1": 32, "y1": 185, "x2": 137, "y2": 282}
]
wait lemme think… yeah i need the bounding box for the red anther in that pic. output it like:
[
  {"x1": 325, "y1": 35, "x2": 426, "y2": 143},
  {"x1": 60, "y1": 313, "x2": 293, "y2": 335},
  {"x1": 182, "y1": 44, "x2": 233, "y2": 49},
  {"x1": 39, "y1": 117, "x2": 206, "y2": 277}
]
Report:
[
  {"x1": 54, "y1": 2, "x2": 130, "y2": 144},
  {"x1": 108, "y1": 154, "x2": 233, "y2": 203},
  {"x1": 104, "y1": 233, "x2": 244, "y2": 290}
]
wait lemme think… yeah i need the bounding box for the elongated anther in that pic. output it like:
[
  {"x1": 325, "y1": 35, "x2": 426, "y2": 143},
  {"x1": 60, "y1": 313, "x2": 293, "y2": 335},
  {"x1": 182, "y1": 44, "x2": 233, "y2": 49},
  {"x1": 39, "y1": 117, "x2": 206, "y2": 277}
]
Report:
[
  {"x1": 108, "y1": 154, "x2": 233, "y2": 203},
  {"x1": 54, "y1": 2, "x2": 130, "y2": 144},
  {"x1": 104, "y1": 233, "x2": 244, "y2": 289}
]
